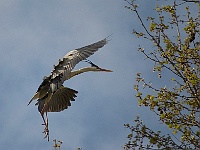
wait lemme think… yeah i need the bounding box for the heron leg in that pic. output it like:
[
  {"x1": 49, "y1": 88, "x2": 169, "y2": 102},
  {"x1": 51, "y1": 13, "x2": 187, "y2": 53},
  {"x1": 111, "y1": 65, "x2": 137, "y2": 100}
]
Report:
[
  {"x1": 45, "y1": 112, "x2": 49, "y2": 141},
  {"x1": 41, "y1": 112, "x2": 49, "y2": 141},
  {"x1": 41, "y1": 113, "x2": 46, "y2": 125}
]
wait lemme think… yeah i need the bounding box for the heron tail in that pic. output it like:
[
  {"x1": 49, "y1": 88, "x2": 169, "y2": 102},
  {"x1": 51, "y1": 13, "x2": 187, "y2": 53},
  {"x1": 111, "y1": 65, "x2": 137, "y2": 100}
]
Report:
[{"x1": 27, "y1": 92, "x2": 39, "y2": 106}]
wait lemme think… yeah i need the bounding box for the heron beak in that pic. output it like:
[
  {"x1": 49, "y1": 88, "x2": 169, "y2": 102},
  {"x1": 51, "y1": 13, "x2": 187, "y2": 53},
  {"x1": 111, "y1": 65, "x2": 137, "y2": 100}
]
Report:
[{"x1": 99, "y1": 67, "x2": 113, "y2": 72}]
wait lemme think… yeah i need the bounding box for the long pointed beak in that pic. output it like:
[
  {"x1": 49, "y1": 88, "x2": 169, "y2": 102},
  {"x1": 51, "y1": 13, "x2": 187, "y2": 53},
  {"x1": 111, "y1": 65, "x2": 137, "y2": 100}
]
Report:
[{"x1": 99, "y1": 68, "x2": 113, "y2": 72}]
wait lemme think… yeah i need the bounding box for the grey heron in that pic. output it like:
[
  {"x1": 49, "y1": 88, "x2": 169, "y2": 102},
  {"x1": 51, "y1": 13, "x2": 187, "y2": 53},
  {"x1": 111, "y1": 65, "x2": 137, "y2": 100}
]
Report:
[{"x1": 28, "y1": 37, "x2": 112, "y2": 140}]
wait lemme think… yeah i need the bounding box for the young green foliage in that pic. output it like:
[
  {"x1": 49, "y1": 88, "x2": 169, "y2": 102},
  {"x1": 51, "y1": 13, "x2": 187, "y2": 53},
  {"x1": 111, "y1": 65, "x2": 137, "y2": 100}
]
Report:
[{"x1": 124, "y1": 0, "x2": 200, "y2": 149}]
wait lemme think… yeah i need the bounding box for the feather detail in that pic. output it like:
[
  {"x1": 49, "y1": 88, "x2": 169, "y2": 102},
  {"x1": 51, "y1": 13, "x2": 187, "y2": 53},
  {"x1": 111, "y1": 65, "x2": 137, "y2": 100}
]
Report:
[{"x1": 36, "y1": 86, "x2": 78, "y2": 113}]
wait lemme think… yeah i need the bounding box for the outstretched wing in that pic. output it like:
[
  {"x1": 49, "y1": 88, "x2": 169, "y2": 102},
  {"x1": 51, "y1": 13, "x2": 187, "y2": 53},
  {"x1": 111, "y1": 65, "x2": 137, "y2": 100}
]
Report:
[
  {"x1": 49, "y1": 38, "x2": 108, "y2": 93},
  {"x1": 36, "y1": 86, "x2": 78, "y2": 113}
]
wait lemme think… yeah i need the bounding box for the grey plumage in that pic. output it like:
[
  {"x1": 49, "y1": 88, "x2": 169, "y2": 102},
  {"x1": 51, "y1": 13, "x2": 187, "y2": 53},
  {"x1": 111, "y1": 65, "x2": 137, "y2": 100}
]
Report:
[{"x1": 28, "y1": 38, "x2": 108, "y2": 111}]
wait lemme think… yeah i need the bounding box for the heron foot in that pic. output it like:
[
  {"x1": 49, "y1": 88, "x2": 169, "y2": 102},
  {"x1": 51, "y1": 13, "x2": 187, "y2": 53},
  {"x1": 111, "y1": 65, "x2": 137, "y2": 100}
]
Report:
[{"x1": 42, "y1": 121, "x2": 49, "y2": 141}]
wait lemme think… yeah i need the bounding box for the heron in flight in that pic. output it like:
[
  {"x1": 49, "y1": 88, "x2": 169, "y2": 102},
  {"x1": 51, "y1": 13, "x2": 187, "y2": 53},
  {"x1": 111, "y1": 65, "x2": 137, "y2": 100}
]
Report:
[{"x1": 28, "y1": 37, "x2": 112, "y2": 140}]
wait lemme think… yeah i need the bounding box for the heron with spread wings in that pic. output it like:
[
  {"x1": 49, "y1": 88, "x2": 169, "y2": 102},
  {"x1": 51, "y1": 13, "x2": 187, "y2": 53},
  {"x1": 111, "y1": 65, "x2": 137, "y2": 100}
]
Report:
[{"x1": 28, "y1": 37, "x2": 112, "y2": 141}]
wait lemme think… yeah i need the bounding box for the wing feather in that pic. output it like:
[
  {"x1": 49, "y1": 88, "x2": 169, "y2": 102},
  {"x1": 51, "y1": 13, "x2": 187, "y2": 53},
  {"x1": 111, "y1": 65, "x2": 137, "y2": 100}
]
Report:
[
  {"x1": 38, "y1": 86, "x2": 78, "y2": 113},
  {"x1": 48, "y1": 38, "x2": 107, "y2": 94}
]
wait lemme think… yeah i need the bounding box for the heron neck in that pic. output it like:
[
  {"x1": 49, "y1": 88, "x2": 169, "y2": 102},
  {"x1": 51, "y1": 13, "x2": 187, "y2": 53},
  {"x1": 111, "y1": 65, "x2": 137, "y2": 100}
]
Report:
[{"x1": 65, "y1": 67, "x2": 95, "y2": 80}]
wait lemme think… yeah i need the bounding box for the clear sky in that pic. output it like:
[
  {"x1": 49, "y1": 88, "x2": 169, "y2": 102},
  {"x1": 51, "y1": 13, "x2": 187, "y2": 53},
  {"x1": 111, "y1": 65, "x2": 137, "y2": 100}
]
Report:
[{"x1": 0, "y1": 0, "x2": 197, "y2": 150}]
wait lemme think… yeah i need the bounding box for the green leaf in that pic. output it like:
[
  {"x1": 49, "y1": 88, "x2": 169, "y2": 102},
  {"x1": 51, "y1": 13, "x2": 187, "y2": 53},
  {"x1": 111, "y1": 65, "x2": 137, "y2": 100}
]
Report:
[
  {"x1": 173, "y1": 130, "x2": 177, "y2": 134},
  {"x1": 128, "y1": 133, "x2": 133, "y2": 138},
  {"x1": 150, "y1": 137, "x2": 157, "y2": 144},
  {"x1": 150, "y1": 23, "x2": 157, "y2": 32},
  {"x1": 136, "y1": 92, "x2": 142, "y2": 97},
  {"x1": 138, "y1": 99, "x2": 143, "y2": 105},
  {"x1": 167, "y1": 123, "x2": 173, "y2": 129},
  {"x1": 160, "y1": 113, "x2": 165, "y2": 119}
]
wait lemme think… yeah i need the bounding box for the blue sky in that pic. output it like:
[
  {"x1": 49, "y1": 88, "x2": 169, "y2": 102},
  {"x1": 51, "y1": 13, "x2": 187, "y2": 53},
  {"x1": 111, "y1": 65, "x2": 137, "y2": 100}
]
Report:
[{"x1": 0, "y1": 0, "x2": 197, "y2": 150}]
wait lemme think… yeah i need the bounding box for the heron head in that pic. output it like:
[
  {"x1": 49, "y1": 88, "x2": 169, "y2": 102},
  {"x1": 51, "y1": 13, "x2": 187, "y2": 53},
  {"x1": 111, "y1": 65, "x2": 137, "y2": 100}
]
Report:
[{"x1": 85, "y1": 59, "x2": 113, "y2": 72}]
